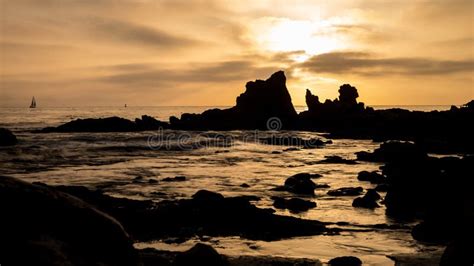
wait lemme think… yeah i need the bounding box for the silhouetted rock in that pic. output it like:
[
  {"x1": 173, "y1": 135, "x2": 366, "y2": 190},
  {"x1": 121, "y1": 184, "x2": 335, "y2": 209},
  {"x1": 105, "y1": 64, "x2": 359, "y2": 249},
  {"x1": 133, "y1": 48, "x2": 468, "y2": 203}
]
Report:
[
  {"x1": 440, "y1": 240, "x2": 470, "y2": 266},
  {"x1": 352, "y1": 189, "x2": 381, "y2": 209},
  {"x1": 356, "y1": 141, "x2": 427, "y2": 163},
  {"x1": 135, "y1": 115, "x2": 169, "y2": 130},
  {"x1": 169, "y1": 71, "x2": 298, "y2": 130},
  {"x1": 328, "y1": 256, "x2": 362, "y2": 266},
  {"x1": 174, "y1": 243, "x2": 227, "y2": 266},
  {"x1": 320, "y1": 155, "x2": 358, "y2": 165},
  {"x1": 40, "y1": 185, "x2": 328, "y2": 241},
  {"x1": 0, "y1": 176, "x2": 138, "y2": 266},
  {"x1": 327, "y1": 187, "x2": 363, "y2": 196},
  {"x1": 357, "y1": 171, "x2": 386, "y2": 184},
  {"x1": 162, "y1": 176, "x2": 186, "y2": 182},
  {"x1": 282, "y1": 173, "x2": 318, "y2": 195},
  {"x1": 305, "y1": 89, "x2": 320, "y2": 112},
  {"x1": 41, "y1": 116, "x2": 169, "y2": 132},
  {"x1": 0, "y1": 128, "x2": 17, "y2": 146},
  {"x1": 272, "y1": 197, "x2": 317, "y2": 212}
]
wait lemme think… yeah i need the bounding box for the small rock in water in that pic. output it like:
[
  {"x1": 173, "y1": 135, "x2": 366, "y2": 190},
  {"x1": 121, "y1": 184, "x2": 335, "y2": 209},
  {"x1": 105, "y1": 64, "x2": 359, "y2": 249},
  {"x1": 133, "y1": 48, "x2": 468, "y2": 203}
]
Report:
[
  {"x1": 328, "y1": 256, "x2": 362, "y2": 266},
  {"x1": 283, "y1": 173, "x2": 318, "y2": 195},
  {"x1": 174, "y1": 243, "x2": 227, "y2": 266},
  {"x1": 162, "y1": 176, "x2": 186, "y2": 182},
  {"x1": 357, "y1": 171, "x2": 386, "y2": 184},
  {"x1": 320, "y1": 155, "x2": 358, "y2": 165},
  {"x1": 352, "y1": 189, "x2": 381, "y2": 209},
  {"x1": 272, "y1": 196, "x2": 317, "y2": 212},
  {"x1": 327, "y1": 187, "x2": 363, "y2": 196}
]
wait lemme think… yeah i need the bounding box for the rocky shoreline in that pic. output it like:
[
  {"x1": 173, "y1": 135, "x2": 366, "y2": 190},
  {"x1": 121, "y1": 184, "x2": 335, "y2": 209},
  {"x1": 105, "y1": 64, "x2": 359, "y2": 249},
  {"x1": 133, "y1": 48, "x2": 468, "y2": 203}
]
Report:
[
  {"x1": 36, "y1": 71, "x2": 473, "y2": 154},
  {"x1": 1, "y1": 71, "x2": 472, "y2": 265}
]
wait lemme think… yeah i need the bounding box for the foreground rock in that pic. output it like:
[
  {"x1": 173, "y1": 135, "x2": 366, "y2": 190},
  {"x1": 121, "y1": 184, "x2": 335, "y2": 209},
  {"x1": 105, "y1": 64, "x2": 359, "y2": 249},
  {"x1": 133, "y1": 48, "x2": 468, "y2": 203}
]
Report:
[
  {"x1": 41, "y1": 115, "x2": 168, "y2": 132},
  {"x1": 37, "y1": 185, "x2": 329, "y2": 241},
  {"x1": 139, "y1": 245, "x2": 323, "y2": 266},
  {"x1": 0, "y1": 176, "x2": 138, "y2": 266},
  {"x1": 357, "y1": 141, "x2": 473, "y2": 248},
  {"x1": 328, "y1": 256, "x2": 362, "y2": 266},
  {"x1": 174, "y1": 243, "x2": 227, "y2": 266},
  {"x1": 0, "y1": 128, "x2": 17, "y2": 146}
]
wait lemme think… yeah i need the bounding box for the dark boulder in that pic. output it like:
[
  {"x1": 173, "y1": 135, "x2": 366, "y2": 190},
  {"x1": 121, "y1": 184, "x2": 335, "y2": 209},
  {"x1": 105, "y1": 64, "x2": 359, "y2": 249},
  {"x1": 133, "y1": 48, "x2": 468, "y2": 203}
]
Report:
[
  {"x1": 327, "y1": 187, "x2": 363, "y2": 196},
  {"x1": 162, "y1": 176, "x2": 186, "y2": 182},
  {"x1": 357, "y1": 171, "x2": 386, "y2": 184},
  {"x1": 174, "y1": 243, "x2": 227, "y2": 266},
  {"x1": 356, "y1": 141, "x2": 427, "y2": 163},
  {"x1": 0, "y1": 176, "x2": 138, "y2": 266},
  {"x1": 352, "y1": 189, "x2": 381, "y2": 209},
  {"x1": 0, "y1": 128, "x2": 17, "y2": 146},
  {"x1": 283, "y1": 173, "x2": 318, "y2": 195},
  {"x1": 328, "y1": 256, "x2": 362, "y2": 266},
  {"x1": 272, "y1": 197, "x2": 317, "y2": 212},
  {"x1": 320, "y1": 155, "x2": 358, "y2": 165}
]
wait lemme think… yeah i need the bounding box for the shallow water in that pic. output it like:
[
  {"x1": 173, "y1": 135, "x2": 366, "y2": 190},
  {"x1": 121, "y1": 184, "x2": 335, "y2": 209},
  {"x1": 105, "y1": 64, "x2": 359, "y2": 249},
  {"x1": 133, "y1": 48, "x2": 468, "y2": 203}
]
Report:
[{"x1": 0, "y1": 106, "x2": 448, "y2": 265}]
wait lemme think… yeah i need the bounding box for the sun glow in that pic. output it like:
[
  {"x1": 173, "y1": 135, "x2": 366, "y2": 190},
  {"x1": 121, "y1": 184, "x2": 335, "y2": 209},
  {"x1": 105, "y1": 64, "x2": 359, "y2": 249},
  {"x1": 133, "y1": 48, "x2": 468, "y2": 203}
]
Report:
[{"x1": 251, "y1": 18, "x2": 348, "y2": 61}]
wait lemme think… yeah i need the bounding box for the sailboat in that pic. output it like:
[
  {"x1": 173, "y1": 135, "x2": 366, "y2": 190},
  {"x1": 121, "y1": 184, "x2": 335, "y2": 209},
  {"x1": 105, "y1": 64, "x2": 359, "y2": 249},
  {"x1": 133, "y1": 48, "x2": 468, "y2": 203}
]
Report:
[{"x1": 30, "y1": 97, "x2": 36, "y2": 108}]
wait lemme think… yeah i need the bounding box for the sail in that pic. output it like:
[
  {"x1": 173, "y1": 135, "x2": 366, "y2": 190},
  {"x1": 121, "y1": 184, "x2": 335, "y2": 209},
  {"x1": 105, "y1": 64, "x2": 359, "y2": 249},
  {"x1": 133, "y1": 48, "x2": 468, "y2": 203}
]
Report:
[{"x1": 30, "y1": 97, "x2": 36, "y2": 108}]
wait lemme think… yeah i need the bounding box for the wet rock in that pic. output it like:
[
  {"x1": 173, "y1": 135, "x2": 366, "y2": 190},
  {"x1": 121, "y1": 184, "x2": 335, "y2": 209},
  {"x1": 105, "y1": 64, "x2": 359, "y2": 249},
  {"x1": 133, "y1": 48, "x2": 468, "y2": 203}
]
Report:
[
  {"x1": 327, "y1": 187, "x2": 363, "y2": 196},
  {"x1": 283, "y1": 173, "x2": 318, "y2": 195},
  {"x1": 328, "y1": 256, "x2": 362, "y2": 266},
  {"x1": 44, "y1": 185, "x2": 328, "y2": 241},
  {"x1": 0, "y1": 128, "x2": 17, "y2": 146},
  {"x1": 320, "y1": 156, "x2": 358, "y2": 165},
  {"x1": 357, "y1": 171, "x2": 386, "y2": 184},
  {"x1": 356, "y1": 141, "x2": 427, "y2": 163},
  {"x1": 0, "y1": 176, "x2": 138, "y2": 266},
  {"x1": 162, "y1": 176, "x2": 186, "y2": 182},
  {"x1": 174, "y1": 243, "x2": 227, "y2": 266},
  {"x1": 192, "y1": 190, "x2": 225, "y2": 201},
  {"x1": 352, "y1": 189, "x2": 381, "y2": 209},
  {"x1": 272, "y1": 197, "x2": 317, "y2": 212}
]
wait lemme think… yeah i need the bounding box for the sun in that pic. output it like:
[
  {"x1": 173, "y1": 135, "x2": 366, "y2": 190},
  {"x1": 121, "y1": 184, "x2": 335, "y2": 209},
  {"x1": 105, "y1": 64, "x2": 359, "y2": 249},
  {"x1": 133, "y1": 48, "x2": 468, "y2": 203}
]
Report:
[{"x1": 251, "y1": 18, "x2": 347, "y2": 61}]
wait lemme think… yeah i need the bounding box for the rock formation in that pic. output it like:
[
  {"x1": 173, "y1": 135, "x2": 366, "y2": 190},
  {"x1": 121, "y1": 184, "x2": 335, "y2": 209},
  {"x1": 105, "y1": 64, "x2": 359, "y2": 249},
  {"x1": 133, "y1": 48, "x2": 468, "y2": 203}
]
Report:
[
  {"x1": 170, "y1": 71, "x2": 298, "y2": 130},
  {"x1": 0, "y1": 176, "x2": 138, "y2": 266},
  {"x1": 0, "y1": 128, "x2": 17, "y2": 146}
]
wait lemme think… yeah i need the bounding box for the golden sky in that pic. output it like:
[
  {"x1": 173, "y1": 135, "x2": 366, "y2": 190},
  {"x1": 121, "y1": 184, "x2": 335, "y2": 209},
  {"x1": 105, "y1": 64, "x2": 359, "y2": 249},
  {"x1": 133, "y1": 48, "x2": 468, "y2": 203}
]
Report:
[{"x1": 1, "y1": 0, "x2": 473, "y2": 107}]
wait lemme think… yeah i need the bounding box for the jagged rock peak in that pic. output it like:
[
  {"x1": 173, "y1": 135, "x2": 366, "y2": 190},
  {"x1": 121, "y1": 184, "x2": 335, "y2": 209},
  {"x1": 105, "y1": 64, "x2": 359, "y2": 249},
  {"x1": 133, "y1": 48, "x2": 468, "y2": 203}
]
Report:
[
  {"x1": 338, "y1": 84, "x2": 359, "y2": 105},
  {"x1": 305, "y1": 89, "x2": 320, "y2": 112}
]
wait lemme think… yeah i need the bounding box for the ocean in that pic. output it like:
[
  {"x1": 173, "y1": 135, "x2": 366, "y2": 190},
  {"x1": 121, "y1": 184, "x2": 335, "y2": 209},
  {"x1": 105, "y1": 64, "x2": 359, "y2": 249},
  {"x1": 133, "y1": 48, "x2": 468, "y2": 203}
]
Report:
[{"x1": 0, "y1": 106, "x2": 448, "y2": 265}]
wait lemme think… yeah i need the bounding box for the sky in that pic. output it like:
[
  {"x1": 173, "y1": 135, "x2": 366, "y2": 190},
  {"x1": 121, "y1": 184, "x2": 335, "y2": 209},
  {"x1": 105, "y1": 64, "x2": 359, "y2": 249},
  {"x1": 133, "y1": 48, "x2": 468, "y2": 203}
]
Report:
[{"x1": 1, "y1": 0, "x2": 473, "y2": 107}]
